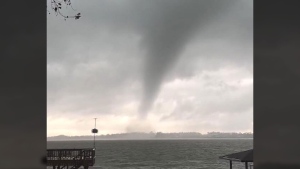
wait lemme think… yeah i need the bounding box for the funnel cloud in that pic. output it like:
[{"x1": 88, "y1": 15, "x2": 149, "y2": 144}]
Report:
[
  {"x1": 138, "y1": 0, "x2": 240, "y2": 117},
  {"x1": 47, "y1": 0, "x2": 253, "y2": 136}
]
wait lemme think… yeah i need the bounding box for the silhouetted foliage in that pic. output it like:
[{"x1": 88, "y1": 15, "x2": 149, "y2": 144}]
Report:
[{"x1": 47, "y1": 0, "x2": 81, "y2": 20}]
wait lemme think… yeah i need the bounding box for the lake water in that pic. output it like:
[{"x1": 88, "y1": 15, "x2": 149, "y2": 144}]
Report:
[{"x1": 47, "y1": 139, "x2": 252, "y2": 169}]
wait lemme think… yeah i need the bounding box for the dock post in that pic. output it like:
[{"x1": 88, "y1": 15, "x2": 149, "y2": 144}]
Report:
[
  {"x1": 245, "y1": 162, "x2": 248, "y2": 169},
  {"x1": 229, "y1": 160, "x2": 232, "y2": 169}
]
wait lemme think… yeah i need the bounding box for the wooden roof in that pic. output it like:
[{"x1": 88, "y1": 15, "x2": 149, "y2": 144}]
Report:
[{"x1": 219, "y1": 149, "x2": 253, "y2": 162}]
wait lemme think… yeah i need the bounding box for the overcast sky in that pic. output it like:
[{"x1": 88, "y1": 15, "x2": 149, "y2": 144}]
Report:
[{"x1": 47, "y1": 0, "x2": 253, "y2": 136}]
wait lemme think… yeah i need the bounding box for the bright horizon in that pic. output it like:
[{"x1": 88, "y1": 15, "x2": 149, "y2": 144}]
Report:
[
  {"x1": 47, "y1": 0, "x2": 253, "y2": 137},
  {"x1": 48, "y1": 131, "x2": 254, "y2": 137}
]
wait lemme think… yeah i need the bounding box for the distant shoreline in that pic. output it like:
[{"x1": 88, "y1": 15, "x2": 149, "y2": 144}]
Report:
[
  {"x1": 47, "y1": 132, "x2": 253, "y2": 141},
  {"x1": 47, "y1": 138, "x2": 253, "y2": 142},
  {"x1": 47, "y1": 138, "x2": 253, "y2": 141}
]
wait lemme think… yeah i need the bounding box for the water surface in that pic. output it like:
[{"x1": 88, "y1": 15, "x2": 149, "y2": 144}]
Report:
[{"x1": 47, "y1": 139, "x2": 252, "y2": 169}]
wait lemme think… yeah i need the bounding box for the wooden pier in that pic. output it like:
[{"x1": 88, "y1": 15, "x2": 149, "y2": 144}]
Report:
[{"x1": 47, "y1": 148, "x2": 96, "y2": 169}]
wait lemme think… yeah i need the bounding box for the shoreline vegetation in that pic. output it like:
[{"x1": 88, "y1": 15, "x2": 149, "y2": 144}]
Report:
[{"x1": 47, "y1": 132, "x2": 253, "y2": 141}]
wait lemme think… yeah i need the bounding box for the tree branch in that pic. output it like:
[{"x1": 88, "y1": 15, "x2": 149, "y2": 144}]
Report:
[{"x1": 48, "y1": 0, "x2": 81, "y2": 20}]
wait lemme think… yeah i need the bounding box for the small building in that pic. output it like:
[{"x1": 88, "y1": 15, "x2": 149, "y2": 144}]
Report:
[{"x1": 219, "y1": 149, "x2": 253, "y2": 169}]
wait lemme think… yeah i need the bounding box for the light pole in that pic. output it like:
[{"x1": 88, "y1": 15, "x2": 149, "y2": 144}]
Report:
[{"x1": 91, "y1": 118, "x2": 98, "y2": 149}]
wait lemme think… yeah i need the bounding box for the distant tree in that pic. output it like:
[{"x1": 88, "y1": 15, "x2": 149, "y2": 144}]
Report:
[{"x1": 47, "y1": 0, "x2": 81, "y2": 20}]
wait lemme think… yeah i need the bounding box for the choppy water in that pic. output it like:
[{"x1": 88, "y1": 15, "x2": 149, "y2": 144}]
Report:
[{"x1": 47, "y1": 139, "x2": 252, "y2": 169}]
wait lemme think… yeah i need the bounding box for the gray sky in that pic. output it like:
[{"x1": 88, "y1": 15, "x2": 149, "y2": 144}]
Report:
[{"x1": 47, "y1": 0, "x2": 253, "y2": 136}]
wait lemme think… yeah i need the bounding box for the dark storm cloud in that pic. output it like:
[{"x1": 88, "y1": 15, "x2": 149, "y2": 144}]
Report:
[
  {"x1": 136, "y1": 0, "x2": 235, "y2": 117},
  {"x1": 49, "y1": 0, "x2": 252, "y2": 118},
  {"x1": 47, "y1": 0, "x2": 253, "y2": 134}
]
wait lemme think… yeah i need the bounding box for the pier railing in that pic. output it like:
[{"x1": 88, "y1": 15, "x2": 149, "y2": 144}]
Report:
[{"x1": 47, "y1": 148, "x2": 95, "y2": 169}]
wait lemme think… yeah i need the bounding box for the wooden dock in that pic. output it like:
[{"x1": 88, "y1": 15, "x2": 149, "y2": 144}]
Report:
[{"x1": 47, "y1": 148, "x2": 96, "y2": 169}]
